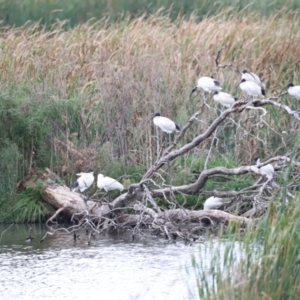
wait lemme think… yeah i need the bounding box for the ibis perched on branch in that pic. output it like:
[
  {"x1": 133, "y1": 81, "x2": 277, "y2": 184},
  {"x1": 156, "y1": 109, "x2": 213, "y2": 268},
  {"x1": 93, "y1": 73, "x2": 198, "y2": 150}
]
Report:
[
  {"x1": 282, "y1": 83, "x2": 300, "y2": 100},
  {"x1": 241, "y1": 69, "x2": 264, "y2": 88},
  {"x1": 151, "y1": 112, "x2": 180, "y2": 134},
  {"x1": 213, "y1": 91, "x2": 237, "y2": 108},
  {"x1": 190, "y1": 76, "x2": 222, "y2": 97},
  {"x1": 238, "y1": 79, "x2": 265, "y2": 98}
]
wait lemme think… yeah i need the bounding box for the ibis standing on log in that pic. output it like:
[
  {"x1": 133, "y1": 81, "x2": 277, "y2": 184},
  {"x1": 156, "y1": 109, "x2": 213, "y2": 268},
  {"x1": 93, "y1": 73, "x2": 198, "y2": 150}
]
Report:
[
  {"x1": 71, "y1": 168, "x2": 94, "y2": 193},
  {"x1": 254, "y1": 157, "x2": 275, "y2": 180},
  {"x1": 203, "y1": 196, "x2": 224, "y2": 210},
  {"x1": 238, "y1": 79, "x2": 266, "y2": 98},
  {"x1": 190, "y1": 76, "x2": 222, "y2": 97},
  {"x1": 282, "y1": 83, "x2": 300, "y2": 100},
  {"x1": 213, "y1": 91, "x2": 237, "y2": 108},
  {"x1": 97, "y1": 174, "x2": 124, "y2": 201}
]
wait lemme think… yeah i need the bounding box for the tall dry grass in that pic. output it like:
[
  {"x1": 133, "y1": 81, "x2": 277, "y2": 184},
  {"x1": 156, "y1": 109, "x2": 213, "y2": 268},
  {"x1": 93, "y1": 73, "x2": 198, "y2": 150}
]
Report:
[{"x1": 1, "y1": 12, "x2": 300, "y2": 219}]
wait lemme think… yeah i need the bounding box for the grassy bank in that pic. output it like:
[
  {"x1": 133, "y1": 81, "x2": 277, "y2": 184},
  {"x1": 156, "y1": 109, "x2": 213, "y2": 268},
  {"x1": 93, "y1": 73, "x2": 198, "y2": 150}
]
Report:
[
  {"x1": 0, "y1": 0, "x2": 300, "y2": 27},
  {"x1": 0, "y1": 12, "x2": 300, "y2": 221}
]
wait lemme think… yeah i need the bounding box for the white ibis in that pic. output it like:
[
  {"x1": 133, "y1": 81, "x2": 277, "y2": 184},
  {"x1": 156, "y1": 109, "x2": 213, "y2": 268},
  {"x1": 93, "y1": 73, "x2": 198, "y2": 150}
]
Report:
[
  {"x1": 97, "y1": 174, "x2": 124, "y2": 192},
  {"x1": 151, "y1": 113, "x2": 180, "y2": 133},
  {"x1": 203, "y1": 196, "x2": 224, "y2": 210},
  {"x1": 190, "y1": 76, "x2": 222, "y2": 96},
  {"x1": 238, "y1": 79, "x2": 265, "y2": 98},
  {"x1": 254, "y1": 157, "x2": 275, "y2": 179},
  {"x1": 282, "y1": 83, "x2": 300, "y2": 100},
  {"x1": 71, "y1": 167, "x2": 94, "y2": 192},
  {"x1": 213, "y1": 91, "x2": 237, "y2": 108},
  {"x1": 241, "y1": 69, "x2": 264, "y2": 88}
]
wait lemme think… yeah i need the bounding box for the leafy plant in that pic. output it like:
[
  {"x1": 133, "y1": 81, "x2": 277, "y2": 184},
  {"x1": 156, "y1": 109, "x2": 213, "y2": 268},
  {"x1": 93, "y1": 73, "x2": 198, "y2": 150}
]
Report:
[{"x1": 12, "y1": 187, "x2": 53, "y2": 223}]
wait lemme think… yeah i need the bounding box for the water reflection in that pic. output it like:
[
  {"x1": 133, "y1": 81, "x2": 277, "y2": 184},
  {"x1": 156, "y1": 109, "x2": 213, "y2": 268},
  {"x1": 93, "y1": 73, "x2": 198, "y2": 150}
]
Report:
[{"x1": 0, "y1": 224, "x2": 201, "y2": 300}]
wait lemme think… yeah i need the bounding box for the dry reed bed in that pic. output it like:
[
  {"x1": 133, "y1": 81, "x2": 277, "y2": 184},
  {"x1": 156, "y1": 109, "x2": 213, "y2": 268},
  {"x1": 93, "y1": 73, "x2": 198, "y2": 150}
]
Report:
[
  {"x1": 1, "y1": 14, "x2": 299, "y2": 88},
  {"x1": 0, "y1": 13, "x2": 299, "y2": 170}
]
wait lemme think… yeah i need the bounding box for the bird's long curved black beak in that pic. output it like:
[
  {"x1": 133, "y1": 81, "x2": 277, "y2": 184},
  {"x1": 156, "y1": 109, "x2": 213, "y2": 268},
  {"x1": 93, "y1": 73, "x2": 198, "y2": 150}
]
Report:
[
  {"x1": 245, "y1": 70, "x2": 255, "y2": 80},
  {"x1": 236, "y1": 81, "x2": 241, "y2": 90},
  {"x1": 147, "y1": 113, "x2": 155, "y2": 123},
  {"x1": 279, "y1": 84, "x2": 290, "y2": 96},
  {"x1": 147, "y1": 116, "x2": 153, "y2": 123},
  {"x1": 189, "y1": 86, "x2": 197, "y2": 98}
]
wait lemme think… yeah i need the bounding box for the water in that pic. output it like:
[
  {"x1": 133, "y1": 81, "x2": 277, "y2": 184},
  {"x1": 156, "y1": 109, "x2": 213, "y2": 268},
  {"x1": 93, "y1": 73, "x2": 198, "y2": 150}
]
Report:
[{"x1": 0, "y1": 224, "x2": 243, "y2": 300}]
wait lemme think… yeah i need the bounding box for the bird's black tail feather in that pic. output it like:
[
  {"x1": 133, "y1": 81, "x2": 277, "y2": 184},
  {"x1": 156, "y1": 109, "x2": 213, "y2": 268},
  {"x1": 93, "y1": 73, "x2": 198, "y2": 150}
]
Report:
[
  {"x1": 175, "y1": 124, "x2": 181, "y2": 132},
  {"x1": 214, "y1": 80, "x2": 221, "y2": 87}
]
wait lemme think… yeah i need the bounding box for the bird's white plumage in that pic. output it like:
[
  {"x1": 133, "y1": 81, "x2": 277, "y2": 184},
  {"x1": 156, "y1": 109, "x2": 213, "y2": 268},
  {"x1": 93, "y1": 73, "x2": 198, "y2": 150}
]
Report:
[
  {"x1": 203, "y1": 196, "x2": 224, "y2": 210},
  {"x1": 255, "y1": 158, "x2": 275, "y2": 179},
  {"x1": 97, "y1": 174, "x2": 124, "y2": 192},
  {"x1": 239, "y1": 79, "x2": 265, "y2": 97},
  {"x1": 195, "y1": 76, "x2": 222, "y2": 93},
  {"x1": 213, "y1": 91, "x2": 236, "y2": 108},
  {"x1": 72, "y1": 171, "x2": 94, "y2": 192},
  {"x1": 288, "y1": 85, "x2": 300, "y2": 100},
  {"x1": 241, "y1": 70, "x2": 264, "y2": 87},
  {"x1": 153, "y1": 115, "x2": 180, "y2": 134}
]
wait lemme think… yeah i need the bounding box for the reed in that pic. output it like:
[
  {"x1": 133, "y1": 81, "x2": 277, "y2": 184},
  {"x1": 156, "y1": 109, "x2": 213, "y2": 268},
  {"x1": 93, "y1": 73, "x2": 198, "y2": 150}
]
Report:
[{"x1": 192, "y1": 191, "x2": 300, "y2": 299}]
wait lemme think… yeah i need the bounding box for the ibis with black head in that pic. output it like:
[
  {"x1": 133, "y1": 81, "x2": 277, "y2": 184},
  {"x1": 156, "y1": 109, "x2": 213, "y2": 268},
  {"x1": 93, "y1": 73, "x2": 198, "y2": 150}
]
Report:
[
  {"x1": 213, "y1": 91, "x2": 237, "y2": 108},
  {"x1": 238, "y1": 79, "x2": 265, "y2": 98},
  {"x1": 190, "y1": 76, "x2": 222, "y2": 97},
  {"x1": 151, "y1": 112, "x2": 180, "y2": 134},
  {"x1": 241, "y1": 69, "x2": 264, "y2": 88},
  {"x1": 282, "y1": 83, "x2": 300, "y2": 100}
]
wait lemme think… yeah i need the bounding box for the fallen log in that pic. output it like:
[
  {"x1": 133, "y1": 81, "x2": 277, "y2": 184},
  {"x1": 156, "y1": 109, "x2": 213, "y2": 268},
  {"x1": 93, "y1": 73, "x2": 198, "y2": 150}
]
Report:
[{"x1": 18, "y1": 168, "x2": 253, "y2": 242}]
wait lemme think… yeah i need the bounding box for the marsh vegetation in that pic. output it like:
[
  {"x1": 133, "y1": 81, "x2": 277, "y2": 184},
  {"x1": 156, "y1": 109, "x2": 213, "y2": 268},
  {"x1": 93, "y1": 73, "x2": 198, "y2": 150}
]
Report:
[{"x1": 0, "y1": 5, "x2": 300, "y2": 299}]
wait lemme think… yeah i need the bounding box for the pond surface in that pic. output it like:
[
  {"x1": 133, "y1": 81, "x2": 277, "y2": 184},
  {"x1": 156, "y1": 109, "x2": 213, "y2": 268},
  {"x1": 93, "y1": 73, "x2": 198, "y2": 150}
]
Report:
[{"x1": 0, "y1": 224, "x2": 242, "y2": 300}]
